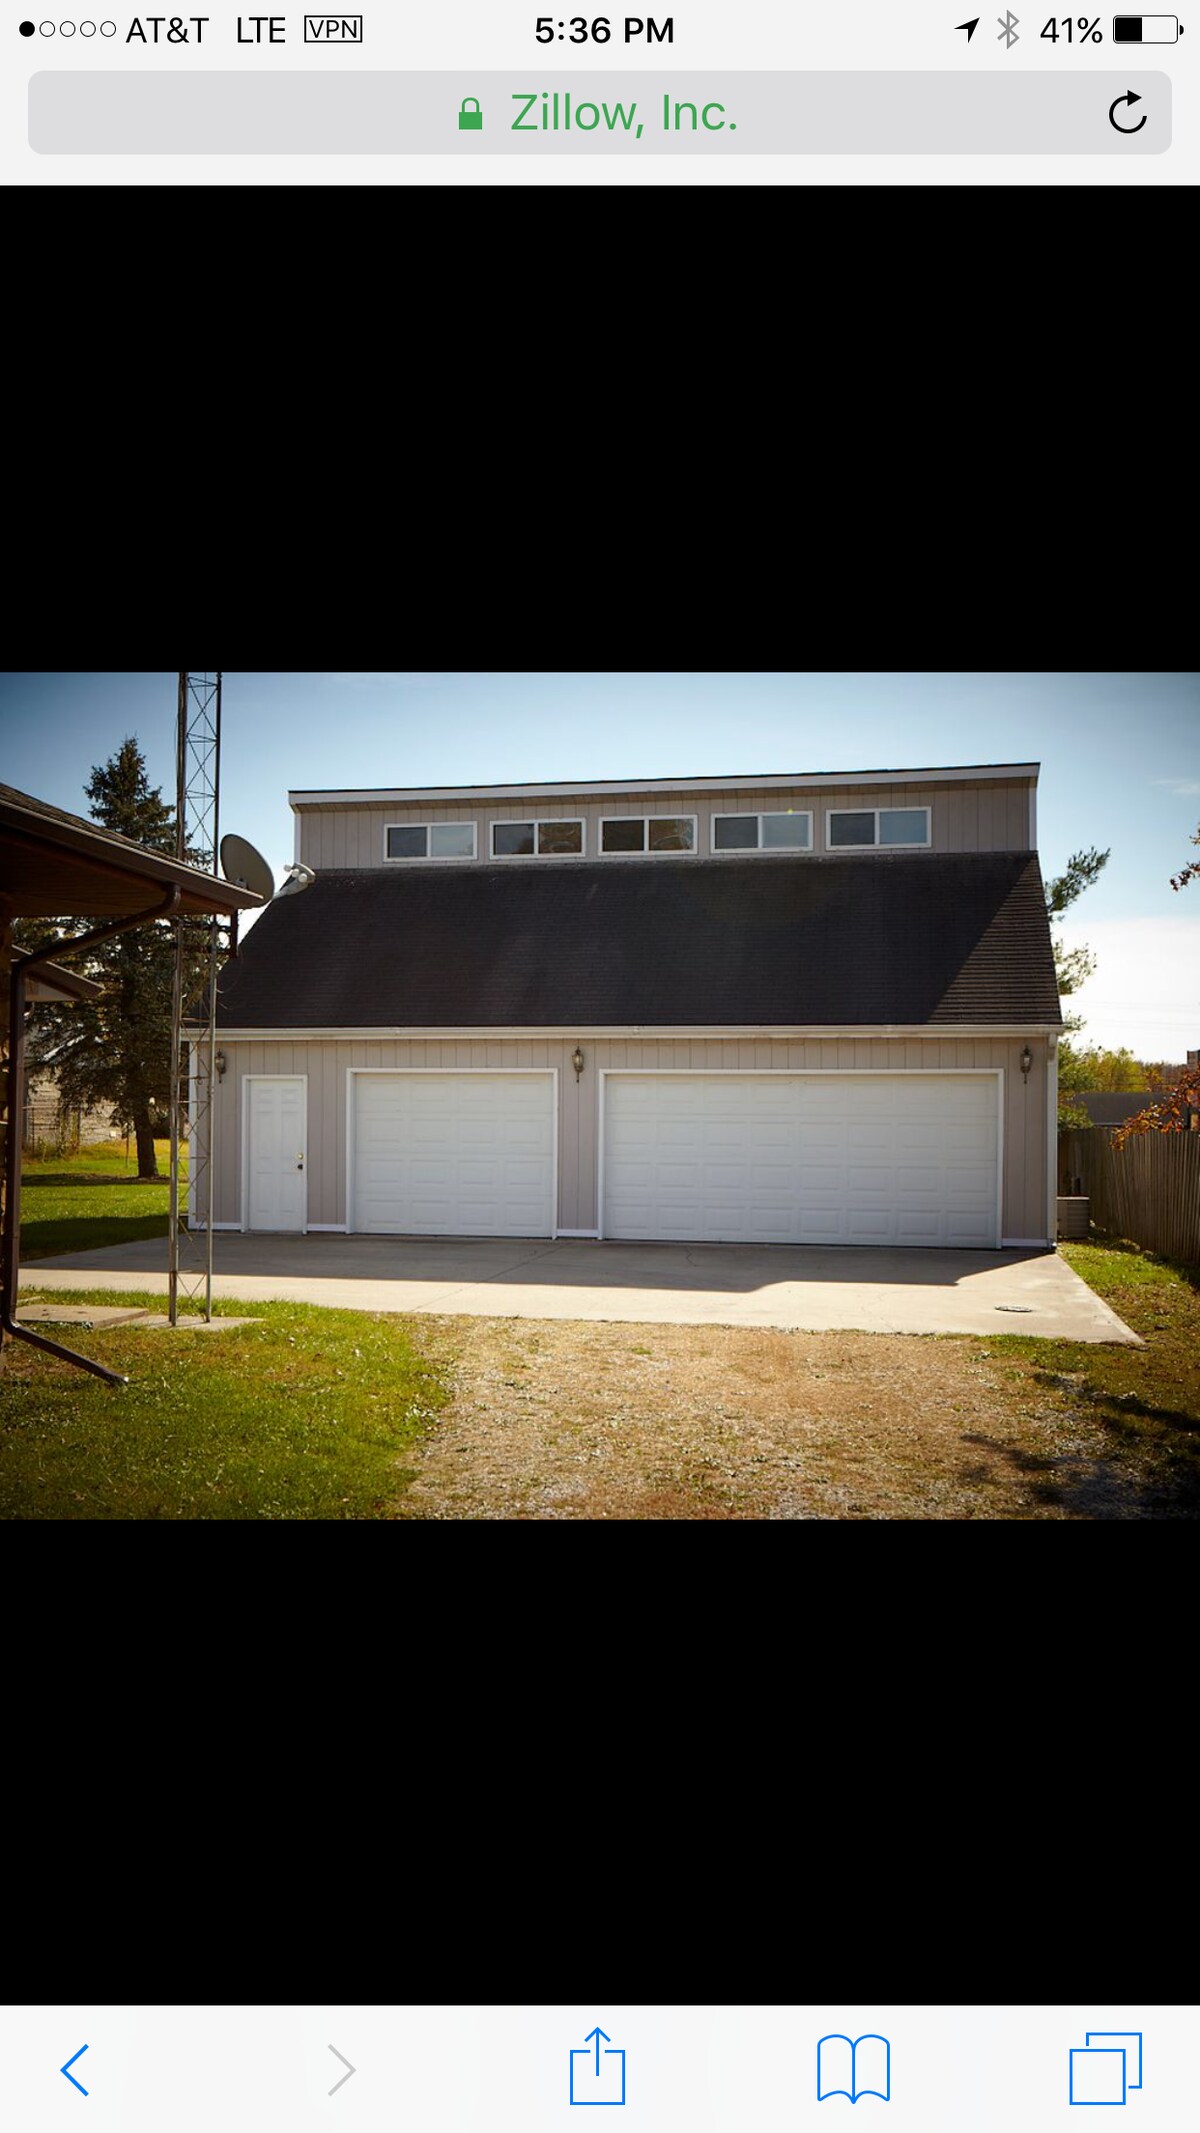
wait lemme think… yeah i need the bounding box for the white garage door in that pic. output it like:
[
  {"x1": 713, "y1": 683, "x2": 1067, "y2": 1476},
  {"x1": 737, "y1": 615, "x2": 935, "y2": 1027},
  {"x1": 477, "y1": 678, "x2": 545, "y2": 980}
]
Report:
[
  {"x1": 603, "y1": 1074, "x2": 1000, "y2": 1247},
  {"x1": 351, "y1": 1073, "x2": 555, "y2": 1237}
]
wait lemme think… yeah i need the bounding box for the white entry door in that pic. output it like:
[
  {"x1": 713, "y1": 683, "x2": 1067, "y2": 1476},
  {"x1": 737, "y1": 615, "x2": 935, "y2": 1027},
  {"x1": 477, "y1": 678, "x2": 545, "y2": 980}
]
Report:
[
  {"x1": 245, "y1": 1077, "x2": 307, "y2": 1232},
  {"x1": 603, "y1": 1073, "x2": 1000, "y2": 1247}
]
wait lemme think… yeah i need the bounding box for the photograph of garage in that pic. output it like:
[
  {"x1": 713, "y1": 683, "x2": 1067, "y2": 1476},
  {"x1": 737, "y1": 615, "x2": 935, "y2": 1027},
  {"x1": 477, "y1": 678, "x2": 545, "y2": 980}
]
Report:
[{"x1": 209, "y1": 761, "x2": 1061, "y2": 1250}]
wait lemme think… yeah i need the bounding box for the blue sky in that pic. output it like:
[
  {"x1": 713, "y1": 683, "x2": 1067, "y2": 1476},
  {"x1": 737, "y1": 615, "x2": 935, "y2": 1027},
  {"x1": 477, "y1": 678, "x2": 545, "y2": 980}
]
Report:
[{"x1": 2, "y1": 671, "x2": 1197, "y2": 1058}]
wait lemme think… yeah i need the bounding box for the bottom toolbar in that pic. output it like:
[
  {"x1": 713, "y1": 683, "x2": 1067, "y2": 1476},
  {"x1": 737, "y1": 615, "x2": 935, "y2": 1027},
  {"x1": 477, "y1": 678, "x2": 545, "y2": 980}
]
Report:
[{"x1": 0, "y1": 2006, "x2": 1194, "y2": 2133}]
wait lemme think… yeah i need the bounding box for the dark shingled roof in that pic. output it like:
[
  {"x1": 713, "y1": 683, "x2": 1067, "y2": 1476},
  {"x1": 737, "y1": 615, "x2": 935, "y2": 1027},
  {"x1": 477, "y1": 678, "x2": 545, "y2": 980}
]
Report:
[
  {"x1": 215, "y1": 851, "x2": 1062, "y2": 1029},
  {"x1": 1078, "y1": 1092, "x2": 1152, "y2": 1126}
]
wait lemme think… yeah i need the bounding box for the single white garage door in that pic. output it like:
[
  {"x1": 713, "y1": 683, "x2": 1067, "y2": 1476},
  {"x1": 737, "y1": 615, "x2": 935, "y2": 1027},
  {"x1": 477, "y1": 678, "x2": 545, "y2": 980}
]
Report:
[
  {"x1": 603, "y1": 1074, "x2": 1000, "y2": 1247},
  {"x1": 351, "y1": 1072, "x2": 554, "y2": 1237}
]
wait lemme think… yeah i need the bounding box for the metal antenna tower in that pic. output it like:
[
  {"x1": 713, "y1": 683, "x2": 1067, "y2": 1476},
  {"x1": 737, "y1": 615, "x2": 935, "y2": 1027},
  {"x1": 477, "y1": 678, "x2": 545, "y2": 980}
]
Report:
[{"x1": 167, "y1": 671, "x2": 222, "y2": 1323}]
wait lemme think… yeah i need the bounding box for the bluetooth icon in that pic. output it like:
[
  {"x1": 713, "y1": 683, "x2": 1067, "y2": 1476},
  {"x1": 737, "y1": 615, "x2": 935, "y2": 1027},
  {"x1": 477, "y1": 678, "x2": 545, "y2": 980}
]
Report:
[{"x1": 997, "y1": 8, "x2": 1019, "y2": 37}]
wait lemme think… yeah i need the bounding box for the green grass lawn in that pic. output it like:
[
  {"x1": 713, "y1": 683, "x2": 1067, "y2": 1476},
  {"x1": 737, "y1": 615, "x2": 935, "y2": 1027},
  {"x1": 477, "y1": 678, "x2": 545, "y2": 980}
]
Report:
[
  {"x1": 20, "y1": 1138, "x2": 185, "y2": 1260},
  {"x1": 981, "y1": 1238, "x2": 1200, "y2": 1514},
  {"x1": 5, "y1": 1236, "x2": 1197, "y2": 1520},
  {"x1": 0, "y1": 1291, "x2": 446, "y2": 1519}
]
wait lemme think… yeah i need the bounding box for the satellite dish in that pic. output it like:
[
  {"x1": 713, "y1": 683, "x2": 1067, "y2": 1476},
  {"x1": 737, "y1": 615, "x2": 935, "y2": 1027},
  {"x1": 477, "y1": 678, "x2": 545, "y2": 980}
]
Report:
[
  {"x1": 220, "y1": 833, "x2": 275, "y2": 904},
  {"x1": 277, "y1": 861, "x2": 316, "y2": 897}
]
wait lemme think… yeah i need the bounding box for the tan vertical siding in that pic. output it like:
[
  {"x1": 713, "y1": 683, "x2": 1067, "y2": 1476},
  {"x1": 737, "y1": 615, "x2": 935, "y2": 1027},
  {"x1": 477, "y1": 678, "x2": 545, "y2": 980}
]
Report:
[
  {"x1": 294, "y1": 776, "x2": 1036, "y2": 870},
  {"x1": 213, "y1": 1034, "x2": 1049, "y2": 1241}
]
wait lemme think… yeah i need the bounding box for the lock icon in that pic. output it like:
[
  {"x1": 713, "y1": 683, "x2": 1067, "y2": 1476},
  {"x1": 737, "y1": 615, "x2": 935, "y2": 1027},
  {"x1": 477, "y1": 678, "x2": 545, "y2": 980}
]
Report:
[{"x1": 459, "y1": 95, "x2": 483, "y2": 129}]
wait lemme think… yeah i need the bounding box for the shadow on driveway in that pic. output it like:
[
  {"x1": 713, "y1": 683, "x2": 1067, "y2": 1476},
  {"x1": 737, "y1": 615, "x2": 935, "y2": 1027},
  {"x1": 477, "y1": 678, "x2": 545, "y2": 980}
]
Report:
[{"x1": 20, "y1": 1231, "x2": 1141, "y2": 1341}]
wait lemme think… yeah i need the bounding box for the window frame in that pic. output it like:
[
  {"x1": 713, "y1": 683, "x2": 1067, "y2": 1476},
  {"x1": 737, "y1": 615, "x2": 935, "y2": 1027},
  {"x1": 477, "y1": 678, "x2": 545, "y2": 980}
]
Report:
[
  {"x1": 825, "y1": 805, "x2": 932, "y2": 851},
  {"x1": 710, "y1": 810, "x2": 814, "y2": 855},
  {"x1": 489, "y1": 816, "x2": 588, "y2": 859},
  {"x1": 598, "y1": 813, "x2": 699, "y2": 857},
  {"x1": 383, "y1": 821, "x2": 478, "y2": 862}
]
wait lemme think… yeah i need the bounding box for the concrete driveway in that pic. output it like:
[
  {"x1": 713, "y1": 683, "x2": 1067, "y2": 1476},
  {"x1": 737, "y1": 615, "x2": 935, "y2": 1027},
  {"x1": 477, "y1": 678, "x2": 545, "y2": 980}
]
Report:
[{"x1": 21, "y1": 1233, "x2": 1140, "y2": 1342}]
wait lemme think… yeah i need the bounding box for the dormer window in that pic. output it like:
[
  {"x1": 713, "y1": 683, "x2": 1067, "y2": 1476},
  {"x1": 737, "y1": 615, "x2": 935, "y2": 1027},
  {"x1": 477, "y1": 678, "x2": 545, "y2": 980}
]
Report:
[
  {"x1": 827, "y1": 806, "x2": 931, "y2": 848},
  {"x1": 492, "y1": 819, "x2": 585, "y2": 856},
  {"x1": 385, "y1": 822, "x2": 476, "y2": 859},
  {"x1": 713, "y1": 811, "x2": 812, "y2": 852},
  {"x1": 600, "y1": 816, "x2": 696, "y2": 854}
]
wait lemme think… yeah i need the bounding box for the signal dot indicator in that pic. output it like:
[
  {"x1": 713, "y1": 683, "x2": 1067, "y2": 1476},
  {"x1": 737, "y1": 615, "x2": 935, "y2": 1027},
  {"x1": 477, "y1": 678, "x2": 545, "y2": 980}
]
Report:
[{"x1": 20, "y1": 17, "x2": 36, "y2": 28}]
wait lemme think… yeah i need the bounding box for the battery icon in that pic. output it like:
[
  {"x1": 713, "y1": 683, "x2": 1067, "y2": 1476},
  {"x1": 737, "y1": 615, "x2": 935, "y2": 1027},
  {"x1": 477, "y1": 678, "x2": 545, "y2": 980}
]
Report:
[{"x1": 1113, "y1": 12, "x2": 1180, "y2": 34}]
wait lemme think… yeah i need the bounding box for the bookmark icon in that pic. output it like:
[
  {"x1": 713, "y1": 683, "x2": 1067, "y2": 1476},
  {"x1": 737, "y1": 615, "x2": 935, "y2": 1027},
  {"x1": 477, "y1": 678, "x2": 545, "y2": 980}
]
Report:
[{"x1": 817, "y1": 2035, "x2": 890, "y2": 2103}]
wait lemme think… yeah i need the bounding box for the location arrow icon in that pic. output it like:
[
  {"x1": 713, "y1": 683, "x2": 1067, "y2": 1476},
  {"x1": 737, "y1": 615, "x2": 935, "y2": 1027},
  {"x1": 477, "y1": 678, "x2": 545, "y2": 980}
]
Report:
[
  {"x1": 956, "y1": 15, "x2": 980, "y2": 31},
  {"x1": 328, "y1": 2046, "x2": 356, "y2": 2096}
]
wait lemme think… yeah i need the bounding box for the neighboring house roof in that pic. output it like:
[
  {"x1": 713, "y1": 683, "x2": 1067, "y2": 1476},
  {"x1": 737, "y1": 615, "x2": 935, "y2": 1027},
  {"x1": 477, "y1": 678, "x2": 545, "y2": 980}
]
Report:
[
  {"x1": 25, "y1": 961, "x2": 105, "y2": 1004},
  {"x1": 23, "y1": 1071, "x2": 115, "y2": 1141},
  {"x1": 215, "y1": 850, "x2": 1062, "y2": 1030},
  {"x1": 0, "y1": 783, "x2": 263, "y2": 919},
  {"x1": 1078, "y1": 1092, "x2": 1153, "y2": 1125}
]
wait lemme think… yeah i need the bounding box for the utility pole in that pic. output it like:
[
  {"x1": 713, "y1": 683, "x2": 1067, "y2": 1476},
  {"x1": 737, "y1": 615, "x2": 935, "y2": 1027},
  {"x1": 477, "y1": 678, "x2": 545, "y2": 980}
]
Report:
[{"x1": 167, "y1": 672, "x2": 222, "y2": 1323}]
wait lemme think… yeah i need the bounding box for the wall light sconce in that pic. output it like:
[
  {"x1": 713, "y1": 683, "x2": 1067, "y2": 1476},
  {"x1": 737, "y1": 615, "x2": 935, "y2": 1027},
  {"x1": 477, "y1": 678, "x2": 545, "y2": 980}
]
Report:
[
  {"x1": 1020, "y1": 1044, "x2": 1032, "y2": 1082},
  {"x1": 572, "y1": 1045, "x2": 585, "y2": 1082},
  {"x1": 214, "y1": 1049, "x2": 227, "y2": 1081}
]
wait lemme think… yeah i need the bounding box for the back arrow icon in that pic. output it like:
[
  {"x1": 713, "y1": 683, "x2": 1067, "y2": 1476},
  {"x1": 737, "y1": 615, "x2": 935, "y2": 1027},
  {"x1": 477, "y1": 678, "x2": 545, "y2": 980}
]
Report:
[
  {"x1": 61, "y1": 2046, "x2": 89, "y2": 2096},
  {"x1": 328, "y1": 2046, "x2": 356, "y2": 2096},
  {"x1": 1109, "y1": 88, "x2": 1147, "y2": 128}
]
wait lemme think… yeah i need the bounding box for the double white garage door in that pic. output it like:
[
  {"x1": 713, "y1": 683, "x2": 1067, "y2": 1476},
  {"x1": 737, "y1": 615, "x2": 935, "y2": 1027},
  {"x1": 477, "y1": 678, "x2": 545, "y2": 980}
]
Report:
[
  {"x1": 603, "y1": 1074, "x2": 1000, "y2": 1248},
  {"x1": 349, "y1": 1070, "x2": 1000, "y2": 1248}
]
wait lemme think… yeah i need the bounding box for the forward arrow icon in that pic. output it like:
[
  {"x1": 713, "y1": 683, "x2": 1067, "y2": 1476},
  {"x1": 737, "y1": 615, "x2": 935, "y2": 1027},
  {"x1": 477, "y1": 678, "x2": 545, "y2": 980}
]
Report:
[{"x1": 328, "y1": 2046, "x2": 356, "y2": 2096}]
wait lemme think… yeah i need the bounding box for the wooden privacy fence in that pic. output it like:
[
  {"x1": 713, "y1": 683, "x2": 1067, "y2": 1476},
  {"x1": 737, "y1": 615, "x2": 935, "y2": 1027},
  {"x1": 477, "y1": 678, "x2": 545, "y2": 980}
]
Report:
[{"x1": 1059, "y1": 1126, "x2": 1200, "y2": 1265}]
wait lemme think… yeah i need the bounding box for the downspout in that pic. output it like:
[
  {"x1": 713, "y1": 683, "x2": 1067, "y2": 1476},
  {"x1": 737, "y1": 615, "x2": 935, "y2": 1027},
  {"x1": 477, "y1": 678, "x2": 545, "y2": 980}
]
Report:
[{"x1": 1, "y1": 887, "x2": 182, "y2": 1386}]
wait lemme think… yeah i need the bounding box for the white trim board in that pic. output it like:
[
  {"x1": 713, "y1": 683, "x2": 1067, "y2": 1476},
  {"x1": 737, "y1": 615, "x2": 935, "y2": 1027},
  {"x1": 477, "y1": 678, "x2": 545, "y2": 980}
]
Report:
[
  {"x1": 598, "y1": 1067, "x2": 1005, "y2": 1250},
  {"x1": 290, "y1": 765, "x2": 1040, "y2": 807},
  {"x1": 215, "y1": 1024, "x2": 1063, "y2": 1042},
  {"x1": 345, "y1": 1067, "x2": 559, "y2": 1238},
  {"x1": 1046, "y1": 1030, "x2": 1059, "y2": 1246}
]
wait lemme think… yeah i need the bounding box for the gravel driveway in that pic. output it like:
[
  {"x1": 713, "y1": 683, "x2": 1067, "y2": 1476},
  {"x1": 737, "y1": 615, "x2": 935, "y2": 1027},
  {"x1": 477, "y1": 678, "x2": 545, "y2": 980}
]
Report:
[{"x1": 398, "y1": 1316, "x2": 1148, "y2": 1518}]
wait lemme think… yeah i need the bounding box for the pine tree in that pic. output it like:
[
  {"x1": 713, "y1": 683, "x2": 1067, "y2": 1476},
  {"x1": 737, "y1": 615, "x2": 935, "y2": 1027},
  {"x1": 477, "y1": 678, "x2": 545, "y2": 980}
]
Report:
[
  {"x1": 1045, "y1": 845, "x2": 1110, "y2": 1012},
  {"x1": 21, "y1": 738, "x2": 211, "y2": 1179},
  {"x1": 1044, "y1": 844, "x2": 1111, "y2": 1131}
]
